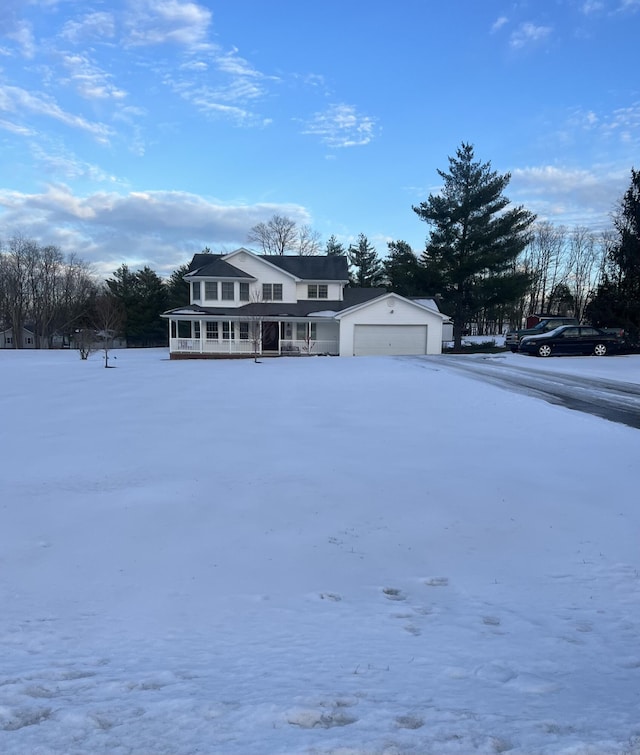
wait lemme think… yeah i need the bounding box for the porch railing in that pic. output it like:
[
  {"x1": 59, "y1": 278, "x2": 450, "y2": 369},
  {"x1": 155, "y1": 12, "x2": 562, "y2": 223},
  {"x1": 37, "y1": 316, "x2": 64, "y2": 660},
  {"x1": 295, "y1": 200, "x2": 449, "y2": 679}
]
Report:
[
  {"x1": 280, "y1": 339, "x2": 339, "y2": 355},
  {"x1": 170, "y1": 337, "x2": 339, "y2": 356}
]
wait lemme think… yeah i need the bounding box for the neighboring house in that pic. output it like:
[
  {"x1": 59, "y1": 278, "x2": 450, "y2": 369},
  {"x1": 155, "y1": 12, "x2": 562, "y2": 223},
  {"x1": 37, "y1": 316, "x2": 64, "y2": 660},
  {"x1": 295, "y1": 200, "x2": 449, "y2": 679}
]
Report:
[
  {"x1": 0, "y1": 327, "x2": 36, "y2": 349},
  {"x1": 162, "y1": 248, "x2": 448, "y2": 358}
]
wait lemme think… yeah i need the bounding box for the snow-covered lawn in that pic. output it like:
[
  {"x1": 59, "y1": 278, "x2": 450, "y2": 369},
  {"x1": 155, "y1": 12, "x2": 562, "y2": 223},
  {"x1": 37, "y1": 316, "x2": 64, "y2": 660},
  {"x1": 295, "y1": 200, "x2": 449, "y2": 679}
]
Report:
[{"x1": 1, "y1": 349, "x2": 639, "y2": 754}]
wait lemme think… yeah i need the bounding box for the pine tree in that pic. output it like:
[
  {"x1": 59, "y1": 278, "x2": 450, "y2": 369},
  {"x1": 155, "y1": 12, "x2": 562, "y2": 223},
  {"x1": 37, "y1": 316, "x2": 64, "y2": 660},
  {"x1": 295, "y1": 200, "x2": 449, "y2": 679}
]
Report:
[
  {"x1": 166, "y1": 263, "x2": 190, "y2": 309},
  {"x1": 348, "y1": 233, "x2": 384, "y2": 287},
  {"x1": 413, "y1": 143, "x2": 535, "y2": 348},
  {"x1": 325, "y1": 234, "x2": 345, "y2": 256},
  {"x1": 384, "y1": 240, "x2": 421, "y2": 296},
  {"x1": 587, "y1": 168, "x2": 640, "y2": 342},
  {"x1": 106, "y1": 265, "x2": 169, "y2": 346}
]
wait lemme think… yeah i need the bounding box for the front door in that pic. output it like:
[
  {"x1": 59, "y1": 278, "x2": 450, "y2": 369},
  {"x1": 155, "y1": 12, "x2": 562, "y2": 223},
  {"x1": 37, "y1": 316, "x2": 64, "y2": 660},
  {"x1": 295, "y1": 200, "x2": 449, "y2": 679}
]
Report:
[{"x1": 262, "y1": 321, "x2": 279, "y2": 351}]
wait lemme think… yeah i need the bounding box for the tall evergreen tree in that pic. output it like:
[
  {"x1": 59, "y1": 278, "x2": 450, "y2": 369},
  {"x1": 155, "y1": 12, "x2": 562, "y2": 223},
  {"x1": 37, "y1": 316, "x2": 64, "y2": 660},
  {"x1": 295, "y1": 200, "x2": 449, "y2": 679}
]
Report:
[
  {"x1": 384, "y1": 240, "x2": 421, "y2": 296},
  {"x1": 325, "y1": 234, "x2": 345, "y2": 257},
  {"x1": 413, "y1": 142, "x2": 535, "y2": 348},
  {"x1": 348, "y1": 233, "x2": 384, "y2": 287},
  {"x1": 165, "y1": 263, "x2": 190, "y2": 310},
  {"x1": 587, "y1": 168, "x2": 640, "y2": 341},
  {"x1": 107, "y1": 265, "x2": 169, "y2": 346}
]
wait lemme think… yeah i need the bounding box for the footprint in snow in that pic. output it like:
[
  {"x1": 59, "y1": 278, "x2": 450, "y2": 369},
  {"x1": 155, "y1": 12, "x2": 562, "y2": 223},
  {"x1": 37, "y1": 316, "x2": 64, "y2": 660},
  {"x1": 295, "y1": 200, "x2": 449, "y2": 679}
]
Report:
[
  {"x1": 319, "y1": 592, "x2": 342, "y2": 601},
  {"x1": 382, "y1": 587, "x2": 406, "y2": 601},
  {"x1": 424, "y1": 576, "x2": 449, "y2": 587},
  {"x1": 396, "y1": 714, "x2": 424, "y2": 729}
]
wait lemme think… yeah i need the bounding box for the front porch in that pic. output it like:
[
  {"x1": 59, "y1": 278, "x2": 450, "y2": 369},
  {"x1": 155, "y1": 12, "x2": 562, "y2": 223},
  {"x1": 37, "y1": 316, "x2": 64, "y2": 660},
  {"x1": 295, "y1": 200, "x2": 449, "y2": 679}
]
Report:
[
  {"x1": 168, "y1": 337, "x2": 339, "y2": 357},
  {"x1": 166, "y1": 317, "x2": 339, "y2": 358}
]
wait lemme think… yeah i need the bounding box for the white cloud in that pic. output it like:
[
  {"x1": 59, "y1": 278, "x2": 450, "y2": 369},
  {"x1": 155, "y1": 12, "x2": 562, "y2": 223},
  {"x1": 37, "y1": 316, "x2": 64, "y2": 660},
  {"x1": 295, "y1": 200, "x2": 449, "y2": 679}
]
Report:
[
  {"x1": 29, "y1": 143, "x2": 120, "y2": 183},
  {"x1": 6, "y1": 20, "x2": 35, "y2": 58},
  {"x1": 565, "y1": 103, "x2": 640, "y2": 146},
  {"x1": 0, "y1": 185, "x2": 311, "y2": 274},
  {"x1": 510, "y1": 22, "x2": 553, "y2": 49},
  {"x1": 581, "y1": 1, "x2": 605, "y2": 13},
  {"x1": 163, "y1": 44, "x2": 277, "y2": 124},
  {"x1": 491, "y1": 16, "x2": 509, "y2": 32},
  {"x1": 511, "y1": 164, "x2": 630, "y2": 228},
  {"x1": 60, "y1": 53, "x2": 128, "y2": 101},
  {"x1": 60, "y1": 12, "x2": 116, "y2": 43},
  {"x1": 0, "y1": 82, "x2": 114, "y2": 143},
  {"x1": 0, "y1": 117, "x2": 34, "y2": 135},
  {"x1": 125, "y1": 0, "x2": 212, "y2": 49},
  {"x1": 302, "y1": 104, "x2": 377, "y2": 148}
]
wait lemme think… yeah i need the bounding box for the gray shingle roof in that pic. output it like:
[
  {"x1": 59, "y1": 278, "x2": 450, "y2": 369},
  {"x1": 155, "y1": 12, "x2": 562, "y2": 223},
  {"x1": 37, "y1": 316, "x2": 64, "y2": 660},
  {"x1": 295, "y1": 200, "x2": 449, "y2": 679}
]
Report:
[
  {"x1": 162, "y1": 287, "x2": 385, "y2": 318},
  {"x1": 262, "y1": 255, "x2": 348, "y2": 280},
  {"x1": 187, "y1": 251, "x2": 349, "y2": 281},
  {"x1": 186, "y1": 256, "x2": 254, "y2": 279}
]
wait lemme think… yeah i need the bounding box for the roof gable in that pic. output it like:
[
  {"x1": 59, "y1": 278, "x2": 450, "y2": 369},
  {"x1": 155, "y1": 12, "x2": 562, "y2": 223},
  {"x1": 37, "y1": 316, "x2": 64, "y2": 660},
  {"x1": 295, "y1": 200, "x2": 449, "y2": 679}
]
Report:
[
  {"x1": 220, "y1": 248, "x2": 349, "y2": 281},
  {"x1": 335, "y1": 292, "x2": 448, "y2": 320}
]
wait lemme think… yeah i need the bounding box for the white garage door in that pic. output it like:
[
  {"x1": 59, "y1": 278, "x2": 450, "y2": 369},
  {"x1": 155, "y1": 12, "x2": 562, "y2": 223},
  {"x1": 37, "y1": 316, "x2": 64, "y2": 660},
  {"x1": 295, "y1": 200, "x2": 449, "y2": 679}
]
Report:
[{"x1": 353, "y1": 324, "x2": 427, "y2": 356}]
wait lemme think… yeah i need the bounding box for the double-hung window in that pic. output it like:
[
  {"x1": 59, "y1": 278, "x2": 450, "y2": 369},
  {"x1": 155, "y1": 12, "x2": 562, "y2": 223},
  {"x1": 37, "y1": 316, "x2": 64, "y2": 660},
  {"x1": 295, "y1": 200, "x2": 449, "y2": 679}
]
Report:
[
  {"x1": 239, "y1": 282, "x2": 250, "y2": 301},
  {"x1": 308, "y1": 284, "x2": 328, "y2": 299},
  {"x1": 222, "y1": 322, "x2": 234, "y2": 340},
  {"x1": 206, "y1": 322, "x2": 219, "y2": 340},
  {"x1": 192, "y1": 281, "x2": 201, "y2": 301},
  {"x1": 239, "y1": 322, "x2": 249, "y2": 340},
  {"x1": 221, "y1": 282, "x2": 234, "y2": 300},
  {"x1": 263, "y1": 283, "x2": 283, "y2": 301},
  {"x1": 205, "y1": 282, "x2": 218, "y2": 301}
]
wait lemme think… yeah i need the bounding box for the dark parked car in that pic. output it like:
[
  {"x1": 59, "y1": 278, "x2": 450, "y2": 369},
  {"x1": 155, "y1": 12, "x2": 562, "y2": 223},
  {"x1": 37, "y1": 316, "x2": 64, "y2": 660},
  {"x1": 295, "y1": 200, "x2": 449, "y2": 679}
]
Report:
[
  {"x1": 505, "y1": 316, "x2": 579, "y2": 352},
  {"x1": 518, "y1": 325, "x2": 621, "y2": 357}
]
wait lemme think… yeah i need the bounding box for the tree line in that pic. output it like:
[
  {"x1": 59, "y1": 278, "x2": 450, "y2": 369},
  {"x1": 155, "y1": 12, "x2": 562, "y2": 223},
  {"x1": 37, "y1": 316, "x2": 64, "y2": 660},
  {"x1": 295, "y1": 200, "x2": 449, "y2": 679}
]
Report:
[
  {"x1": 2, "y1": 143, "x2": 638, "y2": 350},
  {"x1": 0, "y1": 240, "x2": 189, "y2": 349}
]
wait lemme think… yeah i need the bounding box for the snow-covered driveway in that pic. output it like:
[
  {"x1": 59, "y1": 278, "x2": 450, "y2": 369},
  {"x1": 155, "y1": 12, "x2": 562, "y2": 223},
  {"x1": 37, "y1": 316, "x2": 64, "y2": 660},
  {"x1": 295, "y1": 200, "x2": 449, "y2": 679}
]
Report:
[{"x1": 411, "y1": 352, "x2": 640, "y2": 429}]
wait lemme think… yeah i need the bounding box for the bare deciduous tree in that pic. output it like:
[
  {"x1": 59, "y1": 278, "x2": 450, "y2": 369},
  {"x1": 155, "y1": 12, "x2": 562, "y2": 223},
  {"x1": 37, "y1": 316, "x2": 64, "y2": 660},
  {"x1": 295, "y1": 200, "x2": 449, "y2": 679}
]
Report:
[
  {"x1": 93, "y1": 292, "x2": 124, "y2": 368},
  {"x1": 567, "y1": 226, "x2": 599, "y2": 321},
  {"x1": 0, "y1": 235, "x2": 95, "y2": 348},
  {"x1": 247, "y1": 214, "x2": 322, "y2": 256},
  {"x1": 75, "y1": 328, "x2": 96, "y2": 360},
  {"x1": 247, "y1": 214, "x2": 297, "y2": 255},
  {"x1": 247, "y1": 291, "x2": 264, "y2": 363},
  {"x1": 0, "y1": 235, "x2": 31, "y2": 348},
  {"x1": 524, "y1": 222, "x2": 568, "y2": 314},
  {"x1": 297, "y1": 225, "x2": 322, "y2": 256}
]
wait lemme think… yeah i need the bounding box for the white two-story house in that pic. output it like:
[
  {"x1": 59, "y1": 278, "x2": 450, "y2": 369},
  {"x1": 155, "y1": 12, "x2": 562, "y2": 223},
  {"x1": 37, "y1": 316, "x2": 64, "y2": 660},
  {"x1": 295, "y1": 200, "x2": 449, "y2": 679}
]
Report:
[{"x1": 162, "y1": 248, "x2": 448, "y2": 357}]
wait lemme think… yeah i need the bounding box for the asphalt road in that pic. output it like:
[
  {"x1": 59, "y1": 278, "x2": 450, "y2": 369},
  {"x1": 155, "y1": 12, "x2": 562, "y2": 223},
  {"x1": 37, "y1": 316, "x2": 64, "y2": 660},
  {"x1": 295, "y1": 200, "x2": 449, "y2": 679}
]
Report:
[{"x1": 409, "y1": 354, "x2": 640, "y2": 430}]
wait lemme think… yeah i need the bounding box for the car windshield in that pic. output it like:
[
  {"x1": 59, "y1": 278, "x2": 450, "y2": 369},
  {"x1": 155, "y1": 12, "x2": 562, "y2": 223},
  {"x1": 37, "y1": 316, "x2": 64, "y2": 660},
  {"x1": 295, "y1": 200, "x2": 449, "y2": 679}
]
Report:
[{"x1": 523, "y1": 325, "x2": 566, "y2": 340}]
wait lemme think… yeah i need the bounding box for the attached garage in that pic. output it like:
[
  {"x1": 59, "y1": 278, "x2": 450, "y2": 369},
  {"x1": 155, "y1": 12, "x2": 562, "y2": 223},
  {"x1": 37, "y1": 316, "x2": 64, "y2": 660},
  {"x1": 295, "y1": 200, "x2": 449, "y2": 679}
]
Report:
[
  {"x1": 353, "y1": 324, "x2": 427, "y2": 356},
  {"x1": 336, "y1": 293, "x2": 448, "y2": 357}
]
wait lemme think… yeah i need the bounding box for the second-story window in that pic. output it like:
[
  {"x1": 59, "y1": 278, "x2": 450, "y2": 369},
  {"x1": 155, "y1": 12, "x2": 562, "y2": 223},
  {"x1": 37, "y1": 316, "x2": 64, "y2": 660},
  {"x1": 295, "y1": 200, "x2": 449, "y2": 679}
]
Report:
[
  {"x1": 239, "y1": 282, "x2": 250, "y2": 301},
  {"x1": 308, "y1": 284, "x2": 328, "y2": 299},
  {"x1": 263, "y1": 283, "x2": 283, "y2": 301},
  {"x1": 221, "y1": 282, "x2": 234, "y2": 300},
  {"x1": 205, "y1": 282, "x2": 218, "y2": 300},
  {"x1": 192, "y1": 281, "x2": 201, "y2": 301}
]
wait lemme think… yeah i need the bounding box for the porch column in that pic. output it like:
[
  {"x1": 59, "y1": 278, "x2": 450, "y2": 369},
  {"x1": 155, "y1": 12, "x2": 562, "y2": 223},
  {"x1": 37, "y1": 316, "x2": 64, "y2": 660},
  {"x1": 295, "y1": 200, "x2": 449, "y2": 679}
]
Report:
[
  {"x1": 229, "y1": 320, "x2": 233, "y2": 353},
  {"x1": 200, "y1": 320, "x2": 204, "y2": 353}
]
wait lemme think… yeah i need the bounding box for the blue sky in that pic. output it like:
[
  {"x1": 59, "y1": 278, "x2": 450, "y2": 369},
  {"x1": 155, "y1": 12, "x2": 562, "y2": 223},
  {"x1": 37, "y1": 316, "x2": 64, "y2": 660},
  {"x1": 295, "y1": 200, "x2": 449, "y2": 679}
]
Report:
[{"x1": 1, "y1": 0, "x2": 638, "y2": 277}]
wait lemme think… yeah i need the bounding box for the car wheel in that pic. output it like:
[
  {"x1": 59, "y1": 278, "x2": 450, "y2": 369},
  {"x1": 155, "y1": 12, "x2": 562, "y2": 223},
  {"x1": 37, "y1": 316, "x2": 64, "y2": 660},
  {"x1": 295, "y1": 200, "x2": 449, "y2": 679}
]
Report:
[
  {"x1": 537, "y1": 344, "x2": 552, "y2": 357},
  {"x1": 509, "y1": 346, "x2": 518, "y2": 353},
  {"x1": 593, "y1": 343, "x2": 608, "y2": 357}
]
